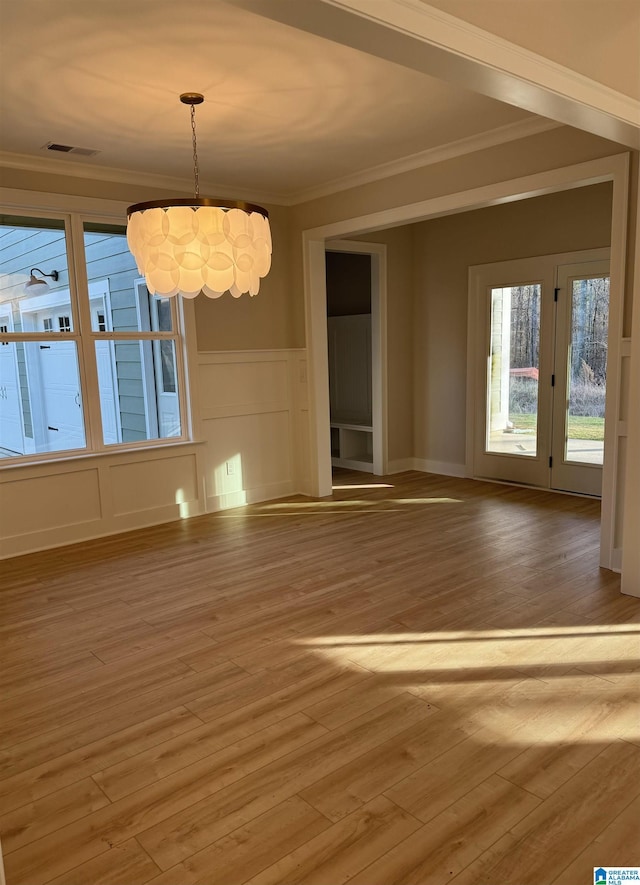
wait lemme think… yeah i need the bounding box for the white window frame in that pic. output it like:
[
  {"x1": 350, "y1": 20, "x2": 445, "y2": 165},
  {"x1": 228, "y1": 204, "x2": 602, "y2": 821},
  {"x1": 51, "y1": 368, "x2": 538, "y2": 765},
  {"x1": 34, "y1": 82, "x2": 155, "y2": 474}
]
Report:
[{"x1": 0, "y1": 193, "x2": 196, "y2": 465}]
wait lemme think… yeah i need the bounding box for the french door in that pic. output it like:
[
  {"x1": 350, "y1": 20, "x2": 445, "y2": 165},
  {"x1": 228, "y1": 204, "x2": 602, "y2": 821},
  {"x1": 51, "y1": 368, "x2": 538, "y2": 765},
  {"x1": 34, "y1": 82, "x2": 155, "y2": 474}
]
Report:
[{"x1": 468, "y1": 250, "x2": 610, "y2": 496}]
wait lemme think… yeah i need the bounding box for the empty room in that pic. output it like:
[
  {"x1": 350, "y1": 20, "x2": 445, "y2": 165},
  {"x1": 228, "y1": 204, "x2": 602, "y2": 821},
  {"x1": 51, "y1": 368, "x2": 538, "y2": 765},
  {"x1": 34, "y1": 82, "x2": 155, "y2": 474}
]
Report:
[{"x1": 1, "y1": 1, "x2": 639, "y2": 883}]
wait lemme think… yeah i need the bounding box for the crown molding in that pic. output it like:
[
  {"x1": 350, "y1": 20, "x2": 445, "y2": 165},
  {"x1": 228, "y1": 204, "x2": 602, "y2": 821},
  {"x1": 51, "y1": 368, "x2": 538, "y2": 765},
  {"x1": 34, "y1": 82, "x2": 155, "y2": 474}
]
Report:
[
  {"x1": 290, "y1": 117, "x2": 561, "y2": 205},
  {"x1": 1, "y1": 118, "x2": 564, "y2": 210},
  {"x1": 0, "y1": 151, "x2": 288, "y2": 208}
]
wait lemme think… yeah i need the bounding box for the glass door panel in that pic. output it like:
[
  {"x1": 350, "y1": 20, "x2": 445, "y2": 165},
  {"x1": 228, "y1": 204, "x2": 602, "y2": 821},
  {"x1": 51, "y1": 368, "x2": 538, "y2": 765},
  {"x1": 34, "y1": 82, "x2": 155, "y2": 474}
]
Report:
[
  {"x1": 469, "y1": 255, "x2": 553, "y2": 490},
  {"x1": 551, "y1": 261, "x2": 610, "y2": 497},
  {"x1": 566, "y1": 275, "x2": 608, "y2": 465},
  {"x1": 487, "y1": 285, "x2": 541, "y2": 458}
]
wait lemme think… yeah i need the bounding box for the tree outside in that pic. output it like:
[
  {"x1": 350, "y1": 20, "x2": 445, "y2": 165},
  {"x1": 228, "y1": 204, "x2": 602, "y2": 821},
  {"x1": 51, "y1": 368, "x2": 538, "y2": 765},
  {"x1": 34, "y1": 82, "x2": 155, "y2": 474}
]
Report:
[{"x1": 508, "y1": 278, "x2": 609, "y2": 442}]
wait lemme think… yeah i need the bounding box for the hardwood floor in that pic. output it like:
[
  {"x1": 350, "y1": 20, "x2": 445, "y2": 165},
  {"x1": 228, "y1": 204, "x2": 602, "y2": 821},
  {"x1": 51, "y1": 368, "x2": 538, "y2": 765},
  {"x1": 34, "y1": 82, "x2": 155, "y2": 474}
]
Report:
[{"x1": 1, "y1": 469, "x2": 639, "y2": 885}]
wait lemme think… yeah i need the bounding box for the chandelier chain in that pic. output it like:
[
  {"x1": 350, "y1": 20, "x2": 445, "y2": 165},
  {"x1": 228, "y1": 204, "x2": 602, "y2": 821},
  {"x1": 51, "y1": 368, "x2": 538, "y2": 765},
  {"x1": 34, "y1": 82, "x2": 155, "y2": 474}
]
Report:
[{"x1": 190, "y1": 104, "x2": 200, "y2": 198}]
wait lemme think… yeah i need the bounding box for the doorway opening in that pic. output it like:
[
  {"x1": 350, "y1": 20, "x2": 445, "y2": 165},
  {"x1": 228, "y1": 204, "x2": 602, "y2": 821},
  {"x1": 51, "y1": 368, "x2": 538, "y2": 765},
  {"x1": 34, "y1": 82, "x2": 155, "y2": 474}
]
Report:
[
  {"x1": 325, "y1": 241, "x2": 387, "y2": 476},
  {"x1": 302, "y1": 154, "x2": 628, "y2": 569}
]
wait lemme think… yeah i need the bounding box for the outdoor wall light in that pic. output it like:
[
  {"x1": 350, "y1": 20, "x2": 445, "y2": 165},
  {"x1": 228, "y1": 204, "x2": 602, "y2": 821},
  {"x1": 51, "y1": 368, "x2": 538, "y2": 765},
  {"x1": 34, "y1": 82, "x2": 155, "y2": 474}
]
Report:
[
  {"x1": 24, "y1": 268, "x2": 59, "y2": 296},
  {"x1": 126, "y1": 93, "x2": 272, "y2": 300}
]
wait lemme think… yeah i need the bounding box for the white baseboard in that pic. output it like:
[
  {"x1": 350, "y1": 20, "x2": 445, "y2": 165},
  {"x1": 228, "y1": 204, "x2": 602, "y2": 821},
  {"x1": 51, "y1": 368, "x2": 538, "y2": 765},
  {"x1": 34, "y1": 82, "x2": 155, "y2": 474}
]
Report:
[
  {"x1": 412, "y1": 459, "x2": 467, "y2": 478},
  {"x1": 386, "y1": 458, "x2": 466, "y2": 477},
  {"x1": 610, "y1": 546, "x2": 622, "y2": 574},
  {"x1": 0, "y1": 502, "x2": 205, "y2": 560},
  {"x1": 332, "y1": 456, "x2": 374, "y2": 472},
  {"x1": 386, "y1": 458, "x2": 415, "y2": 474}
]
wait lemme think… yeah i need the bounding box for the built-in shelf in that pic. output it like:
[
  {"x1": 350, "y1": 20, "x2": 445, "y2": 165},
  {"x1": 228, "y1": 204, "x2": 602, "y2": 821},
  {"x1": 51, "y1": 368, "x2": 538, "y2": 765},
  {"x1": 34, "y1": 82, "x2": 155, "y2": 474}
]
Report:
[
  {"x1": 327, "y1": 312, "x2": 373, "y2": 473},
  {"x1": 331, "y1": 421, "x2": 373, "y2": 471}
]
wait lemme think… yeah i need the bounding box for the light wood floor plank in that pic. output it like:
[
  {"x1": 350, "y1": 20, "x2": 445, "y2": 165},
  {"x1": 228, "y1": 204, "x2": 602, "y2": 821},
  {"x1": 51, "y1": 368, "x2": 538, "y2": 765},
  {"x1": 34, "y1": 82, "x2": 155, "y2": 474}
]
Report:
[
  {"x1": 144, "y1": 796, "x2": 331, "y2": 885},
  {"x1": 551, "y1": 793, "x2": 640, "y2": 883},
  {"x1": 242, "y1": 796, "x2": 421, "y2": 885},
  {"x1": 94, "y1": 664, "x2": 335, "y2": 801},
  {"x1": 45, "y1": 839, "x2": 160, "y2": 885},
  {"x1": 3, "y1": 714, "x2": 326, "y2": 885},
  {"x1": 136, "y1": 695, "x2": 434, "y2": 871},
  {"x1": 299, "y1": 712, "x2": 465, "y2": 821},
  {"x1": 0, "y1": 776, "x2": 110, "y2": 855},
  {"x1": 350, "y1": 774, "x2": 541, "y2": 885},
  {"x1": 0, "y1": 470, "x2": 637, "y2": 885},
  {"x1": 478, "y1": 741, "x2": 640, "y2": 884},
  {"x1": 0, "y1": 660, "x2": 231, "y2": 775},
  {"x1": 0, "y1": 706, "x2": 202, "y2": 814}
]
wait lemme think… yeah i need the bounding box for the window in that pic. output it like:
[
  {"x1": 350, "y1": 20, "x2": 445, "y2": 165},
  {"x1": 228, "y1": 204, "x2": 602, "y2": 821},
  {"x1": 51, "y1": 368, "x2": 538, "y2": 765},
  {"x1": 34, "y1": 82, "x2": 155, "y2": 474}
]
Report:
[{"x1": 0, "y1": 212, "x2": 187, "y2": 460}]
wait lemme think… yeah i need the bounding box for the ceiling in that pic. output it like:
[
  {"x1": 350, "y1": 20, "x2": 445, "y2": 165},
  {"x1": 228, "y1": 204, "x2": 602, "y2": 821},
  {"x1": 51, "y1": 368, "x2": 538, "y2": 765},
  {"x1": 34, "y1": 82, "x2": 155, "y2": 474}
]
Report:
[{"x1": 0, "y1": 0, "x2": 636, "y2": 204}]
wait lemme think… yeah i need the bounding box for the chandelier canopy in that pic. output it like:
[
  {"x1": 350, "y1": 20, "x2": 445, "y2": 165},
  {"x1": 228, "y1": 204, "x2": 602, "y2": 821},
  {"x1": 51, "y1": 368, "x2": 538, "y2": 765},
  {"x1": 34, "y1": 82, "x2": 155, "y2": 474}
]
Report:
[{"x1": 126, "y1": 94, "x2": 271, "y2": 299}]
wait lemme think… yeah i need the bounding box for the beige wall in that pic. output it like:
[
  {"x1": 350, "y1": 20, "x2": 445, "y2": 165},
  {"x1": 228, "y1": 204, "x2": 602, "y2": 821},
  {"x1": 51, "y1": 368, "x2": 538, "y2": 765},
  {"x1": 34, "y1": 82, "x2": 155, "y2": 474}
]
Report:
[
  {"x1": 411, "y1": 182, "x2": 613, "y2": 467},
  {"x1": 193, "y1": 204, "x2": 293, "y2": 351}
]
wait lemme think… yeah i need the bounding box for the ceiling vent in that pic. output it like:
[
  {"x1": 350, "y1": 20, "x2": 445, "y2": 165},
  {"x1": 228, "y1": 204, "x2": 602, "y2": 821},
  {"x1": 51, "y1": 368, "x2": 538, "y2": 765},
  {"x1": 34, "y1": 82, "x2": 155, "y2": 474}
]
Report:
[{"x1": 42, "y1": 142, "x2": 100, "y2": 157}]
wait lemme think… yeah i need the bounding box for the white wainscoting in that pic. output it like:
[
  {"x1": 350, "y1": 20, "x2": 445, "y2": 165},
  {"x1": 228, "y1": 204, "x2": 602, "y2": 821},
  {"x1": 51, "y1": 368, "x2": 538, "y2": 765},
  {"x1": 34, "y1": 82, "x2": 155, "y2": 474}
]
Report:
[
  {"x1": 0, "y1": 445, "x2": 206, "y2": 558},
  {"x1": 197, "y1": 350, "x2": 308, "y2": 511},
  {"x1": 0, "y1": 349, "x2": 309, "y2": 559}
]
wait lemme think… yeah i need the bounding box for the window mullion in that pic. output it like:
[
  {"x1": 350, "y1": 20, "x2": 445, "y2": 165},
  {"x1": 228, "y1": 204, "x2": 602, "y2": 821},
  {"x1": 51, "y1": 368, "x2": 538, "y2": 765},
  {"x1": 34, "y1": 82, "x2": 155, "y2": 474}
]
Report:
[{"x1": 69, "y1": 213, "x2": 105, "y2": 453}]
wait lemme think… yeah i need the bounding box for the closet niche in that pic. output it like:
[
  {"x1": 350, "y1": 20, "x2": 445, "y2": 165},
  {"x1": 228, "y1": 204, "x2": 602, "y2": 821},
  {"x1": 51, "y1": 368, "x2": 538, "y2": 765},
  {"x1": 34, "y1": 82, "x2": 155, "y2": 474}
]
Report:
[{"x1": 326, "y1": 250, "x2": 373, "y2": 472}]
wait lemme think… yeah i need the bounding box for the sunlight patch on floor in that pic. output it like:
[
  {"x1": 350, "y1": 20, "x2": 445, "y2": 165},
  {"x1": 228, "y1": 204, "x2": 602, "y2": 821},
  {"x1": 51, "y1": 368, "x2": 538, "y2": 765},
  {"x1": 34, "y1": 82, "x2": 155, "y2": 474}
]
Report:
[
  {"x1": 261, "y1": 501, "x2": 376, "y2": 509},
  {"x1": 258, "y1": 497, "x2": 462, "y2": 510},
  {"x1": 293, "y1": 629, "x2": 640, "y2": 742},
  {"x1": 332, "y1": 483, "x2": 394, "y2": 490}
]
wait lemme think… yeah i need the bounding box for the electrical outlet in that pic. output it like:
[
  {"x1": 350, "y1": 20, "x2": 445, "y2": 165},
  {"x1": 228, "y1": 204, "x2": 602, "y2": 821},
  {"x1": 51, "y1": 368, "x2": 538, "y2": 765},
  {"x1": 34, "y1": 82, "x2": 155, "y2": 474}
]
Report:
[{"x1": 226, "y1": 460, "x2": 236, "y2": 476}]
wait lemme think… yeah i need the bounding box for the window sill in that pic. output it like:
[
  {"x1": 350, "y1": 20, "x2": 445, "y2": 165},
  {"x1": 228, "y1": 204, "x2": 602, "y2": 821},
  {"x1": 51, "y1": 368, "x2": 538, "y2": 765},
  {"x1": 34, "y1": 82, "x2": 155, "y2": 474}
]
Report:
[{"x1": 0, "y1": 439, "x2": 206, "y2": 473}]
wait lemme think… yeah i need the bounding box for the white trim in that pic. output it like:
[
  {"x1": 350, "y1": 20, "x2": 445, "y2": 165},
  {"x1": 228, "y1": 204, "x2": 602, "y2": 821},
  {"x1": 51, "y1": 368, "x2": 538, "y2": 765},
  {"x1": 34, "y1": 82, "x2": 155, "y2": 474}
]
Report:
[
  {"x1": 1, "y1": 187, "x2": 131, "y2": 219},
  {"x1": 621, "y1": 187, "x2": 640, "y2": 596},
  {"x1": 303, "y1": 153, "x2": 630, "y2": 572},
  {"x1": 0, "y1": 120, "x2": 562, "y2": 208},
  {"x1": 303, "y1": 155, "x2": 623, "y2": 241},
  {"x1": 385, "y1": 457, "x2": 466, "y2": 477},
  {"x1": 466, "y1": 250, "x2": 613, "y2": 496},
  {"x1": 303, "y1": 237, "x2": 333, "y2": 497},
  {"x1": 315, "y1": 0, "x2": 640, "y2": 145},
  {"x1": 600, "y1": 157, "x2": 630, "y2": 569},
  {"x1": 0, "y1": 152, "x2": 285, "y2": 208},
  {"x1": 291, "y1": 119, "x2": 561, "y2": 204},
  {"x1": 387, "y1": 458, "x2": 415, "y2": 475},
  {"x1": 413, "y1": 458, "x2": 466, "y2": 478},
  {"x1": 133, "y1": 279, "x2": 159, "y2": 439}
]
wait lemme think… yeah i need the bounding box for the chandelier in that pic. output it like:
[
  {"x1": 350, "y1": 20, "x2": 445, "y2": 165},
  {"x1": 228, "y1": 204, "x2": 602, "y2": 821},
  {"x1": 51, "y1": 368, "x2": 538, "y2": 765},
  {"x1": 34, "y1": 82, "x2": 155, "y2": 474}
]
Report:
[{"x1": 126, "y1": 93, "x2": 271, "y2": 299}]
